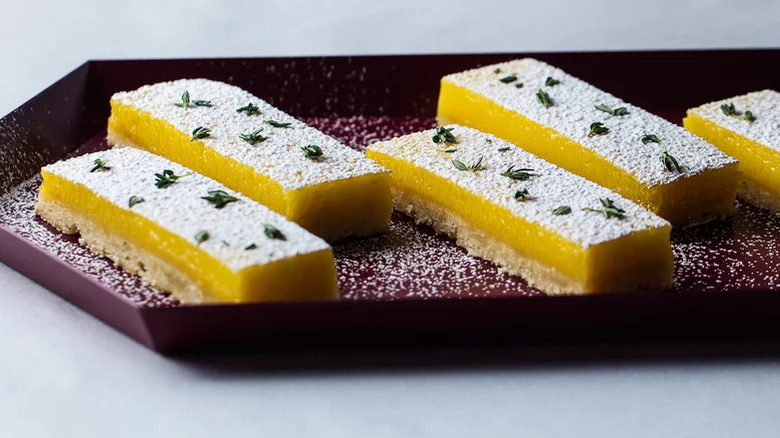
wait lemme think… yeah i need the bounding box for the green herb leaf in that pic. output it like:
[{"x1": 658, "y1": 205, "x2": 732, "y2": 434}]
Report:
[
  {"x1": 175, "y1": 90, "x2": 211, "y2": 107},
  {"x1": 128, "y1": 196, "x2": 145, "y2": 208},
  {"x1": 515, "y1": 83, "x2": 524, "y2": 89},
  {"x1": 642, "y1": 134, "x2": 660, "y2": 144},
  {"x1": 514, "y1": 188, "x2": 530, "y2": 200},
  {"x1": 545, "y1": 76, "x2": 560, "y2": 86},
  {"x1": 500, "y1": 165, "x2": 534, "y2": 181},
  {"x1": 191, "y1": 126, "x2": 211, "y2": 141},
  {"x1": 500, "y1": 74, "x2": 517, "y2": 84},
  {"x1": 536, "y1": 89, "x2": 552, "y2": 108},
  {"x1": 244, "y1": 243, "x2": 257, "y2": 250},
  {"x1": 302, "y1": 145, "x2": 323, "y2": 159},
  {"x1": 661, "y1": 149, "x2": 681, "y2": 172},
  {"x1": 485, "y1": 138, "x2": 492, "y2": 144},
  {"x1": 89, "y1": 158, "x2": 111, "y2": 173},
  {"x1": 194, "y1": 230, "x2": 209, "y2": 244},
  {"x1": 552, "y1": 205, "x2": 571, "y2": 215},
  {"x1": 444, "y1": 149, "x2": 457, "y2": 153},
  {"x1": 595, "y1": 104, "x2": 629, "y2": 116},
  {"x1": 452, "y1": 156, "x2": 484, "y2": 171},
  {"x1": 201, "y1": 189, "x2": 239, "y2": 209},
  {"x1": 587, "y1": 122, "x2": 609, "y2": 138},
  {"x1": 432, "y1": 126, "x2": 457, "y2": 144},
  {"x1": 493, "y1": 68, "x2": 502, "y2": 74},
  {"x1": 265, "y1": 120, "x2": 292, "y2": 128},
  {"x1": 236, "y1": 102, "x2": 260, "y2": 116},
  {"x1": 238, "y1": 129, "x2": 267, "y2": 145},
  {"x1": 497, "y1": 147, "x2": 510, "y2": 152},
  {"x1": 721, "y1": 102, "x2": 757, "y2": 122},
  {"x1": 264, "y1": 224, "x2": 286, "y2": 240},
  {"x1": 583, "y1": 198, "x2": 625, "y2": 219},
  {"x1": 154, "y1": 169, "x2": 191, "y2": 188},
  {"x1": 175, "y1": 90, "x2": 190, "y2": 108}
]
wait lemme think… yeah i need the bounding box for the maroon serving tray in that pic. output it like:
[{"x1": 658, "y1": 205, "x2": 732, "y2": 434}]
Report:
[{"x1": 2, "y1": 49, "x2": 780, "y2": 354}]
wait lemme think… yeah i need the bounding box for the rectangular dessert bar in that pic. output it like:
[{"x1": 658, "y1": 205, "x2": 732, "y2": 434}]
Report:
[
  {"x1": 107, "y1": 78, "x2": 392, "y2": 242},
  {"x1": 366, "y1": 125, "x2": 673, "y2": 295},
  {"x1": 437, "y1": 58, "x2": 740, "y2": 227},
  {"x1": 684, "y1": 90, "x2": 780, "y2": 212},
  {"x1": 37, "y1": 147, "x2": 339, "y2": 304}
]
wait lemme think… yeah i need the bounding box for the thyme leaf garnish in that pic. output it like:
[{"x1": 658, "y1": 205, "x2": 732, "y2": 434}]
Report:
[
  {"x1": 265, "y1": 120, "x2": 292, "y2": 128},
  {"x1": 238, "y1": 129, "x2": 267, "y2": 145},
  {"x1": 587, "y1": 122, "x2": 609, "y2": 138},
  {"x1": 89, "y1": 159, "x2": 111, "y2": 173},
  {"x1": 452, "y1": 156, "x2": 484, "y2": 171},
  {"x1": 154, "y1": 169, "x2": 191, "y2": 188},
  {"x1": 194, "y1": 230, "x2": 209, "y2": 244},
  {"x1": 500, "y1": 74, "x2": 517, "y2": 84},
  {"x1": 514, "y1": 188, "x2": 530, "y2": 200},
  {"x1": 498, "y1": 147, "x2": 510, "y2": 152},
  {"x1": 128, "y1": 196, "x2": 144, "y2": 208},
  {"x1": 536, "y1": 89, "x2": 552, "y2": 108},
  {"x1": 583, "y1": 198, "x2": 625, "y2": 219},
  {"x1": 661, "y1": 149, "x2": 681, "y2": 173},
  {"x1": 552, "y1": 205, "x2": 571, "y2": 215},
  {"x1": 175, "y1": 90, "x2": 211, "y2": 107},
  {"x1": 545, "y1": 77, "x2": 560, "y2": 86},
  {"x1": 236, "y1": 102, "x2": 260, "y2": 116},
  {"x1": 264, "y1": 224, "x2": 286, "y2": 240},
  {"x1": 201, "y1": 189, "x2": 239, "y2": 209},
  {"x1": 432, "y1": 126, "x2": 457, "y2": 144},
  {"x1": 191, "y1": 126, "x2": 211, "y2": 141},
  {"x1": 245, "y1": 243, "x2": 257, "y2": 250},
  {"x1": 500, "y1": 165, "x2": 534, "y2": 181},
  {"x1": 595, "y1": 103, "x2": 629, "y2": 116},
  {"x1": 721, "y1": 102, "x2": 756, "y2": 122},
  {"x1": 641, "y1": 134, "x2": 660, "y2": 144},
  {"x1": 302, "y1": 145, "x2": 323, "y2": 159}
]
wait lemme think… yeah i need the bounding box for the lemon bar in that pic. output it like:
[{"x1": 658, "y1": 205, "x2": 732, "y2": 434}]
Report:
[
  {"x1": 684, "y1": 90, "x2": 780, "y2": 212},
  {"x1": 366, "y1": 125, "x2": 673, "y2": 295},
  {"x1": 36, "y1": 147, "x2": 339, "y2": 304},
  {"x1": 107, "y1": 78, "x2": 392, "y2": 242},
  {"x1": 437, "y1": 58, "x2": 739, "y2": 226}
]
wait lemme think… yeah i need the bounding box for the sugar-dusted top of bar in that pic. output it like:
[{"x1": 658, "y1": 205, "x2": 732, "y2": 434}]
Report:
[
  {"x1": 687, "y1": 89, "x2": 780, "y2": 152},
  {"x1": 369, "y1": 125, "x2": 669, "y2": 248},
  {"x1": 111, "y1": 78, "x2": 387, "y2": 191},
  {"x1": 41, "y1": 148, "x2": 331, "y2": 271},
  {"x1": 443, "y1": 58, "x2": 737, "y2": 187}
]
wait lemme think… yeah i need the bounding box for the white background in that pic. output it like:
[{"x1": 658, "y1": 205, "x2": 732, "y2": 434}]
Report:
[{"x1": 2, "y1": 0, "x2": 780, "y2": 436}]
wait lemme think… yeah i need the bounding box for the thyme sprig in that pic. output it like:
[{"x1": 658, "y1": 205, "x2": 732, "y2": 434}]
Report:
[
  {"x1": 500, "y1": 165, "x2": 534, "y2": 181},
  {"x1": 236, "y1": 102, "x2": 260, "y2": 116},
  {"x1": 583, "y1": 198, "x2": 625, "y2": 219},
  {"x1": 721, "y1": 102, "x2": 756, "y2": 122},
  {"x1": 452, "y1": 156, "x2": 484, "y2": 171},
  {"x1": 265, "y1": 120, "x2": 292, "y2": 128},
  {"x1": 264, "y1": 224, "x2": 286, "y2": 240},
  {"x1": 238, "y1": 129, "x2": 267, "y2": 145},
  {"x1": 432, "y1": 126, "x2": 457, "y2": 144},
  {"x1": 154, "y1": 169, "x2": 191, "y2": 188},
  {"x1": 595, "y1": 104, "x2": 629, "y2": 116},
  {"x1": 587, "y1": 122, "x2": 609, "y2": 138},
  {"x1": 201, "y1": 189, "x2": 239, "y2": 209},
  {"x1": 89, "y1": 159, "x2": 111, "y2": 173},
  {"x1": 536, "y1": 89, "x2": 552, "y2": 108},
  {"x1": 175, "y1": 90, "x2": 212, "y2": 108},
  {"x1": 545, "y1": 77, "x2": 560, "y2": 86},
  {"x1": 191, "y1": 126, "x2": 211, "y2": 141}
]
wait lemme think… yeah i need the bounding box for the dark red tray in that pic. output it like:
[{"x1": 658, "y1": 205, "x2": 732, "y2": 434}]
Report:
[{"x1": 2, "y1": 50, "x2": 780, "y2": 353}]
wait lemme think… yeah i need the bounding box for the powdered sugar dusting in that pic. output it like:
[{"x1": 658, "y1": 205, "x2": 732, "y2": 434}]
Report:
[
  {"x1": 368, "y1": 125, "x2": 669, "y2": 248},
  {"x1": 43, "y1": 148, "x2": 330, "y2": 272},
  {"x1": 444, "y1": 58, "x2": 737, "y2": 187},
  {"x1": 112, "y1": 79, "x2": 388, "y2": 191},
  {"x1": 3, "y1": 116, "x2": 780, "y2": 307},
  {"x1": 687, "y1": 89, "x2": 780, "y2": 151}
]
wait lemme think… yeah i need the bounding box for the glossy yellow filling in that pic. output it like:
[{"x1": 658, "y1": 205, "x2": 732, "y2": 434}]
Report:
[
  {"x1": 366, "y1": 151, "x2": 674, "y2": 294},
  {"x1": 438, "y1": 81, "x2": 739, "y2": 226},
  {"x1": 39, "y1": 171, "x2": 339, "y2": 303},
  {"x1": 684, "y1": 113, "x2": 778, "y2": 208},
  {"x1": 107, "y1": 101, "x2": 393, "y2": 242}
]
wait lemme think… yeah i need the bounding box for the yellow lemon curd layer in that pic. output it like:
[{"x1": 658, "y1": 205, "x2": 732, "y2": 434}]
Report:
[
  {"x1": 107, "y1": 78, "x2": 392, "y2": 242},
  {"x1": 684, "y1": 90, "x2": 780, "y2": 212},
  {"x1": 366, "y1": 126, "x2": 673, "y2": 295},
  {"x1": 37, "y1": 148, "x2": 339, "y2": 304},
  {"x1": 438, "y1": 59, "x2": 739, "y2": 227}
]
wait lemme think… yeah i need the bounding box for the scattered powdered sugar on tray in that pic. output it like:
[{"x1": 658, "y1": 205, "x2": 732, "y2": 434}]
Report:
[{"x1": 2, "y1": 116, "x2": 780, "y2": 308}]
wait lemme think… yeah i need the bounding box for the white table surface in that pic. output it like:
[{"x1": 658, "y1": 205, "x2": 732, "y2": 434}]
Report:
[{"x1": 2, "y1": 0, "x2": 780, "y2": 436}]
